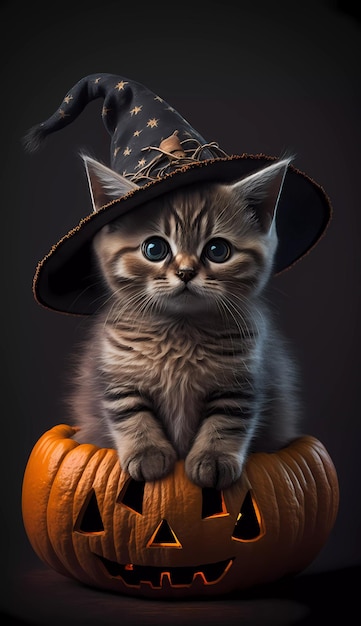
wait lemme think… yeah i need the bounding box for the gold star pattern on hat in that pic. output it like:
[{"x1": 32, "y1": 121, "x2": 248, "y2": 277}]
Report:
[
  {"x1": 115, "y1": 81, "x2": 128, "y2": 91},
  {"x1": 64, "y1": 95, "x2": 73, "y2": 104},
  {"x1": 147, "y1": 118, "x2": 158, "y2": 128},
  {"x1": 130, "y1": 105, "x2": 142, "y2": 116}
]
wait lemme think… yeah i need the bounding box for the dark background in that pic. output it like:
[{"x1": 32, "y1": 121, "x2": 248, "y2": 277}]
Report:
[{"x1": 1, "y1": 0, "x2": 360, "y2": 624}]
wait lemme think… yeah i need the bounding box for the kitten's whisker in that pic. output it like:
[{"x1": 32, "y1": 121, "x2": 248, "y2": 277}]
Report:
[
  {"x1": 215, "y1": 296, "x2": 246, "y2": 341},
  {"x1": 216, "y1": 280, "x2": 265, "y2": 338},
  {"x1": 226, "y1": 292, "x2": 265, "y2": 339}
]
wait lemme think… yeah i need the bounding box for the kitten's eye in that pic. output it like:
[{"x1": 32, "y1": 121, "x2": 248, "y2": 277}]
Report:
[
  {"x1": 142, "y1": 237, "x2": 170, "y2": 262},
  {"x1": 203, "y1": 238, "x2": 232, "y2": 263}
]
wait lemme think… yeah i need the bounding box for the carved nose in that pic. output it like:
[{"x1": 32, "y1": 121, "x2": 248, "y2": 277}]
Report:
[{"x1": 176, "y1": 267, "x2": 196, "y2": 283}]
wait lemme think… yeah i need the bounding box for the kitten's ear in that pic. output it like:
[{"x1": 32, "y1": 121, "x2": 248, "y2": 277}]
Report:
[
  {"x1": 82, "y1": 155, "x2": 140, "y2": 212},
  {"x1": 228, "y1": 158, "x2": 292, "y2": 232}
]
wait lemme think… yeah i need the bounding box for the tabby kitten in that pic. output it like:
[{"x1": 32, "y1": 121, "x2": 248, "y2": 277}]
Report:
[{"x1": 72, "y1": 156, "x2": 300, "y2": 489}]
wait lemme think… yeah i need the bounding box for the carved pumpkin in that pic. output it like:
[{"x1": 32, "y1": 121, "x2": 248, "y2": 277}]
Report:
[{"x1": 22, "y1": 424, "x2": 339, "y2": 598}]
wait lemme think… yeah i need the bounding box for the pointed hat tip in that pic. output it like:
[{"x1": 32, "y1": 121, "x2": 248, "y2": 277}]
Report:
[{"x1": 22, "y1": 124, "x2": 48, "y2": 153}]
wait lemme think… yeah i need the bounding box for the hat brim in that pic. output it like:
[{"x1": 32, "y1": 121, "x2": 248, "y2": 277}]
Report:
[{"x1": 33, "y1": 154, "x2": 332, "y2": 316}]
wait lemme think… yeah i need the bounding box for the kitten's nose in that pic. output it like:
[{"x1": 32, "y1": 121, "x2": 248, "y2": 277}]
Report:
[{"x1": 176, "y1": 267, "x2": 196, "y2": 283}]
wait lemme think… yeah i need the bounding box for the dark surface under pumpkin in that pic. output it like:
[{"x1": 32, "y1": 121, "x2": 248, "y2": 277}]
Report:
[
  {"x1": 22, "y1": 424, "x2": 339, "y2": 601},
  {"x1": 3, "y1": 561, "x2": 360, "y2": 626}
]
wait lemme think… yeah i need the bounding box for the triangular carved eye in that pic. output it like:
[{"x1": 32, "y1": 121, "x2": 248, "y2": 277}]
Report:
[
  {"x1": 74, "y1": 489, "x2": 104, "y2": 534},
  {"x1": 232, "y1": 490, "x2": 263, "y2": 542},
  {"x1": 202, "y1": 488, "x2": 228, "y2": 519},
  {"x1": 117, "y1": 478, "x2": 145, "y2": 515}
]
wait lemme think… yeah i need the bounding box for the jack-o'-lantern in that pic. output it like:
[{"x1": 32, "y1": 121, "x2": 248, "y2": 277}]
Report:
[{"x1": 22, "y1": 424, "x2": 339, "y2": 599}]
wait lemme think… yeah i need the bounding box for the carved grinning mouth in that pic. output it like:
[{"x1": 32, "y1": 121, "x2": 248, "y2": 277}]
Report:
[{"x1": 95, "y1": 554, "x2": 234, "y2": 588}]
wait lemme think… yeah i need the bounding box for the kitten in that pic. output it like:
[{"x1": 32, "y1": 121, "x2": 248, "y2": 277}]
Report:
[{"x1": 71, "y1": 156, "x2": 300, "y2": 490}]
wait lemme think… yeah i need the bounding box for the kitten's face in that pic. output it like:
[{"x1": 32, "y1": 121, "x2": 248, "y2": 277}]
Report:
[{"x1": 93, "y1": 183, "x2": 277, "y2": 318}]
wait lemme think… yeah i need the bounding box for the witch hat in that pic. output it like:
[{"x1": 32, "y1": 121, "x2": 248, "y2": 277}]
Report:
[{"x1": 25, "y1": 73, "x2": 332, "y2": 315}]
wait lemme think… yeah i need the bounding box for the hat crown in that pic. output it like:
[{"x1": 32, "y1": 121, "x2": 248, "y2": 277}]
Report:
[{"x1": 25, "y1": 73, "x2": 228, "y2": 185}]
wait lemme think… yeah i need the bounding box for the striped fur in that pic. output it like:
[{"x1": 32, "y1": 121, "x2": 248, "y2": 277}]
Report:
[{"x1": 71, "y1": 159, "x2": 300, "y2": 489}]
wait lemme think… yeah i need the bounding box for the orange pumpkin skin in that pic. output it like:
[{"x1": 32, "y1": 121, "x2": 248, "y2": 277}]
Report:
[{"x1": 22, "y1": 424, "x2": 339, "y2": 599}]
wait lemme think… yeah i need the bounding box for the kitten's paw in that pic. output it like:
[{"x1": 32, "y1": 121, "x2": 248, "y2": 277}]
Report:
[
  {"x1": 126, "y1": 445, "x2": 177, "y2": 482},
  {"x1": 185, "y1": 452, "x2": 242, "y2": 490}
]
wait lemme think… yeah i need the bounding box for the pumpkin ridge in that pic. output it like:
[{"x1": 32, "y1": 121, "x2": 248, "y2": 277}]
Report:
[
  {"x1": 96, "y1": 449, "x2": 123, "y2": 565},
  {"x1": 280, "y1": 437, "x2": 318, "y2": 539},
  {"x1": 47, "y1": 444, "x2": 104, "y2": 584},
  {"x1": 73, "y1": 447, "x2": 122, "y2": 583},
  {"x1": 308, "y1": 444, "x2": 339, "y2": 530},
  {"x1": 277, "y1": 440, "x2": 336, "y2": 572},
  {"x1": 279, "y1": 454, "x2": 306, "y2": 547},
  {"x1": 22, "y1": 426, "x2": 80, "y2": 576},
  {"x1": 277, "y1": 448, "x2": 314, "y2": 555}
]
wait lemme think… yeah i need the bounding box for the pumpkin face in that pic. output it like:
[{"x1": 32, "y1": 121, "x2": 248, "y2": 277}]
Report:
[{"x1": 22, "y1": 425, "x2": 339, "y2": 599}]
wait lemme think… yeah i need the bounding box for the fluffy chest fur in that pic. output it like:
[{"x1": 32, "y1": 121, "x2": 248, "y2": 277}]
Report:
[{"x1": 99, "y1": 317, "x2": 257, "y2": 455}]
